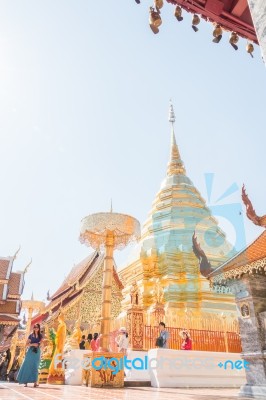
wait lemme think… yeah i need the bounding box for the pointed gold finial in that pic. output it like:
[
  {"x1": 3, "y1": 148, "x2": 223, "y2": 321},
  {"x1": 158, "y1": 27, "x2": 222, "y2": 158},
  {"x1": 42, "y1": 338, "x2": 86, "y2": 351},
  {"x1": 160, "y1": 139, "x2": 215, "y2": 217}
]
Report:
[
  {"x1": 31, "y1": 292, "x2": 34, "y2": 301},
  {"x1": 167, "y1": 102, "x2": 186, "y2": 176},
  {"x1": 168, "y1": 99, "x2": 175, "y2": 124},
  {"x1": 110, "y1": 199, "x2": 113, "y2": 213}
]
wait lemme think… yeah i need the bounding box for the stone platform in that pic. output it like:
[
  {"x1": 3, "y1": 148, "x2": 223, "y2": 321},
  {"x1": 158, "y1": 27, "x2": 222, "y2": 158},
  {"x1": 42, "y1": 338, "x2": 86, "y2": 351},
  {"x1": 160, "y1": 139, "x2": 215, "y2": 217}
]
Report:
[
  {"x1": 0, "y1": 382, "x2": 254, "y2": 400},
  {"x1": 126, "y1": 349, "x2": 246, "y2": 388}
]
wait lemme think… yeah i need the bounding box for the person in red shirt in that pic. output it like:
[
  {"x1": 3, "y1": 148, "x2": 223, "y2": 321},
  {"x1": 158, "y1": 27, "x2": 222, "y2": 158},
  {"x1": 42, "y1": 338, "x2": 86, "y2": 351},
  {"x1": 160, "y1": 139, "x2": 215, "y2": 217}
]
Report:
[
  {"x1": 180, "y1": 330, "x2": 192, "y2": 350},
  {"x1": 90, "y1": 333, "x2": 100, "y2": 351}
]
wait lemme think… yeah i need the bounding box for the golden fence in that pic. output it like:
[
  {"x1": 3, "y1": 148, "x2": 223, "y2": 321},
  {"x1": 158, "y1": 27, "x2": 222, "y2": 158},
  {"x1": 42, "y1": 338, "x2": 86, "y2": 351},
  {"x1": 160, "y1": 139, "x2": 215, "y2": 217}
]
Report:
[{"x1": 143, "y1": 326, "x2": 242, "y2": 353}]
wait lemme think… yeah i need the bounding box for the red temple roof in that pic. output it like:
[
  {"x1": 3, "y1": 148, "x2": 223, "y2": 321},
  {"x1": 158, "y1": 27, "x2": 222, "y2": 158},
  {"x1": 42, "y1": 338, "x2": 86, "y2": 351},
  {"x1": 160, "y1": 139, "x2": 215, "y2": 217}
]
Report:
[
  {"x1": 50, "y1": 252, "x2": 98, "y2": 300},
  {"x1": 0, "y1": 255, "x2": 25, "y2": 326},
  {"x1": 166, "y1": 0, "x2": 257, "y2": 43},
  {"x1": 221, "y1": 230, "x2": 266, "y2": 270},
  {"x1": 140, "y1": 1, "x2": 258, "y2": 55},
  {"x1": 209, "y1": 230, "x2": 266, "y2": 280},
  {"x1": 0, "y1": 258, "x2": 12, "y2": 281}
]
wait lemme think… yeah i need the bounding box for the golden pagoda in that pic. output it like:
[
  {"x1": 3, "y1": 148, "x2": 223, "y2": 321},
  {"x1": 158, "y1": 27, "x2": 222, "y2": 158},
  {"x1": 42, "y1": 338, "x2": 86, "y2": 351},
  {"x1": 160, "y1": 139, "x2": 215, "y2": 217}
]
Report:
[
  {"x1": 32, "y1": 104, "x2": 241, "y2": 353},
  {"x1": 117, "y1": 104, "x2": 239, "y2": 339}
]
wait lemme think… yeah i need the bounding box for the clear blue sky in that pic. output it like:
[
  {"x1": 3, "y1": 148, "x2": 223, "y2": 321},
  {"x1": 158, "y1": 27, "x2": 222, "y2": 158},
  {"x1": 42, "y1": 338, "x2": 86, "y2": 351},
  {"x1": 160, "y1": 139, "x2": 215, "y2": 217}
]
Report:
[{"x1": 0, "y1": 1, "x2": 265, "y2": 302}]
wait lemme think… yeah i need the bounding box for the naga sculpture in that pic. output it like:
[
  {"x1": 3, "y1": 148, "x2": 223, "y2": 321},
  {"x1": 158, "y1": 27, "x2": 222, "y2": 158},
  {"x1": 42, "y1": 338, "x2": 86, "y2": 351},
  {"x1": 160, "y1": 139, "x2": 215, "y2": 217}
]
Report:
[
  {"x1": 242, "y1": 185, "x2": 266, "y2": 228},
  {"x1": 192, "y1": 232, "x2": 212, "y2": 277}
]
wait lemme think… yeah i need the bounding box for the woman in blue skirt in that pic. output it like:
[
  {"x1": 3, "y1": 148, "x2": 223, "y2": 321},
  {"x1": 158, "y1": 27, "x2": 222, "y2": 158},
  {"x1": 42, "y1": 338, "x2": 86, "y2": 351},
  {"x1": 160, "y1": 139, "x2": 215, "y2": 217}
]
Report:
[{"x1": 17, "y1": 323, "x2": 43, "y2": 387}]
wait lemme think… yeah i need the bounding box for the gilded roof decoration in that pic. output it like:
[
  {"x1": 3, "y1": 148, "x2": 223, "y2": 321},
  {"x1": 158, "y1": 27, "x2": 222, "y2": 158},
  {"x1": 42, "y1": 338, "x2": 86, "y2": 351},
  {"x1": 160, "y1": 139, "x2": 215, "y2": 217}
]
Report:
[
  {"x1": 209, "y1": 230, "x2": 266, "y2": 283},
  {"x1": 79, "y1": 212, "x2": 141, "y2": 251},
  {"x1": 211, "y1": 257, "x2": 266, "y2": 285}
]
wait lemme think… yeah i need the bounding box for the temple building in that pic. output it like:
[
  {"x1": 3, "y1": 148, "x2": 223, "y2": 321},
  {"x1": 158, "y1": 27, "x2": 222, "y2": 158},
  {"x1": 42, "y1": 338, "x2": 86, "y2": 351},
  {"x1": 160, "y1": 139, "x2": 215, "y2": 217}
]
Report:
[
  {"x1": 196, "y1": 189, "x2": 266, "y2": 398},
  {"x1": 33, "y1": 105, "x2": 241, "y2": 352},
  {"x1": 33, "y1": 252, "x2": 123, "y2": 335},
  {"x1": 116, "y1": 105, "x2": 239, "y2": 338},
  {"x1": 0, "y1": 252, "x2": 25, "y2": 351}
]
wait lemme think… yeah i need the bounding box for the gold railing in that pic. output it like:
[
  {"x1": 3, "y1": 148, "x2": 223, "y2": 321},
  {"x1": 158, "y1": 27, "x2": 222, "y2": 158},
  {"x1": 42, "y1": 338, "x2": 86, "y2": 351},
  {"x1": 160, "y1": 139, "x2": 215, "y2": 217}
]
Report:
[{"x1": 143, "y1": 326, "x2": 241, "y2": 353}]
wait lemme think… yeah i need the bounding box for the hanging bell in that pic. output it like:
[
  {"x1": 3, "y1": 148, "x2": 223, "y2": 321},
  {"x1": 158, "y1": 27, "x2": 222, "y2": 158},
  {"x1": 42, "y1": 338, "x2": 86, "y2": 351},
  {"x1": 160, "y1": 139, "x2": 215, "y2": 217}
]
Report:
[
  {"x1": 229, "y1": 32, "x2": 239, "y2": 50},
  {"x1": 246, "y1": 42, "x2": 254, "y2": 58},
  {"x1": 212, "y1": 24, "x2": 222, "y2": 43},
  {"x1": 149, "y1": 7, "x2": 162, "y2": 34},
  {"x1": 192, "y1": 14, "x2": 200, "y2": 32},
  {"x1": 154, "y1": 0, "x2": 163, "y2": 10},
  {"x1": 174, "y1": 6, "x2": 183, "y2": 22}
]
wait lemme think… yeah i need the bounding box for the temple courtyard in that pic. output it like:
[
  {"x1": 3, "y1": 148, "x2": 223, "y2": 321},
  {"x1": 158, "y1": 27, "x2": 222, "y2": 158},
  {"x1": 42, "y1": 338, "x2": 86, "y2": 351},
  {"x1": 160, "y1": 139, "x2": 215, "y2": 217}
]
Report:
[{"x1": 0, "y1": 383, "x2": 254, "y2": 400}]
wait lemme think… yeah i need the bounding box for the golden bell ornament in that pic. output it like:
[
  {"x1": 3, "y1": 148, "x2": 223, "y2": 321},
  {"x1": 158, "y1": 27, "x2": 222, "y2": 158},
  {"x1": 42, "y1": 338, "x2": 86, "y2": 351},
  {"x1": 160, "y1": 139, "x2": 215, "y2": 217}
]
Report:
[
  {"x1": 149, "y1": 7, "x2": 161, "y2": 33},
  {"x1": 192, "y1": 14, "x2": 200, "y2": 32},
  {"x1": 246, "y1": 42, "x2": 254, "y2": 58},
  {"x1": 212, "y1": 24, "x2": 222, "y2": 43},
  {"x1": 229, "y1": 32, "x2": 239, "y2": 50},
  {"x1": 154, "y1": 0, "x2": 163, "y2": 10},
  {"x1": 174, "y1": 6, "x2": 183, "y2": 22}
]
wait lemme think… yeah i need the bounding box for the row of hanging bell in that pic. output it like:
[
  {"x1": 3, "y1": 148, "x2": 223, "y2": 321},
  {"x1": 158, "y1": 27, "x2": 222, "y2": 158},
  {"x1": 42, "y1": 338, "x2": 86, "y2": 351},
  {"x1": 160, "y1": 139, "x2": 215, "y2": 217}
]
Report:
[{"x1": 148, "y1": 3, "x2": 255, "y2": 58}]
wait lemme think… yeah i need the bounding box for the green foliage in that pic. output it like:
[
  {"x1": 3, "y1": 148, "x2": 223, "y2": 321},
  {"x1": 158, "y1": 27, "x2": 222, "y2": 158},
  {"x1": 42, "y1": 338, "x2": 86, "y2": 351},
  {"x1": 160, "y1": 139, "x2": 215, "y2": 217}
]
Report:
[{"x1": 49, "y1": 328, "x2": 56, "y2": 357}]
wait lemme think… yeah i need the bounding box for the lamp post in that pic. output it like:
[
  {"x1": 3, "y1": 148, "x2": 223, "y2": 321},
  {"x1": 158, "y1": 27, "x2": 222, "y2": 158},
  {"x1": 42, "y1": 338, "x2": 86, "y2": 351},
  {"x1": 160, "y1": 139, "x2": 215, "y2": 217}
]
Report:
[{"x1": 79, "y1": 211, "x2": 140, "y2": 352}]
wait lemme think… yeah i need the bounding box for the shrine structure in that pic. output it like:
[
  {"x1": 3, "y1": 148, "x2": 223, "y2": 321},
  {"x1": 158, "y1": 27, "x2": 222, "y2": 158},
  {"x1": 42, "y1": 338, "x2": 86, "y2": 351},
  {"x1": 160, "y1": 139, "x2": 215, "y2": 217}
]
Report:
[
  {"x1": 194, "y1": 187, "x2": 266, "y2": 398},
  {"x1": 32, "y1": 252, "x2": 123, "y2": 337},
  {"x1": 0, "y1": 251, "x2": 26, "y2": 351},
  {"x1": 115, "y1": 104, "x2": 240, "y2": 351},
  {"x1": 32, "y1": 105, "x2": 242, "y2": 355}
]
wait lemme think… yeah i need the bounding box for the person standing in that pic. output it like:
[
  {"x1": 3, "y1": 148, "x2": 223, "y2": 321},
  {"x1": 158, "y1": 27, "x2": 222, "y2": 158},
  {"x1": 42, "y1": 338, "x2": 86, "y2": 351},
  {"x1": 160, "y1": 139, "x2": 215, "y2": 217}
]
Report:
[
  {"x1": 17, "y1": 323, "x2": 43, "y2": 387},
  {"x1": 85, "y1": 333, "x2": 92, "y2": 350},
  {"x1": 90, "y1": 333, "x2": 100, "y2": 351},
  {"x1": 115, "y1": 327, "x2": 129, "y2": 355},
  {"x1": 157, "y1": 322, "x2": 170, "y2": 349},
  {"x1": 79, "y1": 335, "x2": 86, "y2": 350},
  {"x1": 180, "y1": 330, "x2": 192, "y2": 350}
]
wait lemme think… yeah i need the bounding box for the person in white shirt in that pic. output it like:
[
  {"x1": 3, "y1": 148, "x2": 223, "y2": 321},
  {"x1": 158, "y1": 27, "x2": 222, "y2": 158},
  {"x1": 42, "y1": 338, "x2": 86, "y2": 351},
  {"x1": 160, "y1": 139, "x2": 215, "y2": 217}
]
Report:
[{"x1": 115, "y1": 327, "x2": 129, "y2": 355}]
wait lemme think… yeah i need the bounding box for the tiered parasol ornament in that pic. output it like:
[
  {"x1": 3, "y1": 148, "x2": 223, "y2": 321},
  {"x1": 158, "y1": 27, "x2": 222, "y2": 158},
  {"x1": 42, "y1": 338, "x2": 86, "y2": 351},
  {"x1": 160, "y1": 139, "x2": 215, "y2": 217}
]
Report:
[
  {"x1": 136, "y1": 0, "x2": 257, "y2": 57},
  {"x1": 79, "y1": 211, "x2": 140, "y2": 351},
  {"x1": 20, "y1": 297, "x2": 45, "y2": 357}
]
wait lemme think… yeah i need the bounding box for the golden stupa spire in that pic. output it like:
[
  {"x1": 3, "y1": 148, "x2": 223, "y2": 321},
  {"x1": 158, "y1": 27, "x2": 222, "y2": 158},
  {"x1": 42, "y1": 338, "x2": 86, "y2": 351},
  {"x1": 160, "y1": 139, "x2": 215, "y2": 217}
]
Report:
[{"x1": 167, "y1": 102, "x2": 186, "y2": 176}]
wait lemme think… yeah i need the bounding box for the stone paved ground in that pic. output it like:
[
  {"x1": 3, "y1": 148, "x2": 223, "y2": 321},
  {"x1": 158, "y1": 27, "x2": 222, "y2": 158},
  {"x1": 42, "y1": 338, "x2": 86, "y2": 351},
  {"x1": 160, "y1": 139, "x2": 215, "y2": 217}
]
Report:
[{"x1": 0, "y1": 382, "x2": 253, "y2": 400}]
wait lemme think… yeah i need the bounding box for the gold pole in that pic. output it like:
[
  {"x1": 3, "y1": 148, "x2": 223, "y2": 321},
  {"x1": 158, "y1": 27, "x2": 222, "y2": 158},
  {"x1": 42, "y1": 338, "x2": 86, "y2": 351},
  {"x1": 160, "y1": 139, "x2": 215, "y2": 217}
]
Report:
[
  {"x1": 7, "y1": 329, "x2": 18, "y2": 373},
  {"x1": 26, "y1": 307, "x2": 33, "y2": 339},
  {"x1": 100, "y1": 230, "x2": 114, "y2": 352},
  {"x1": 221, "y1": 314, "x2": 229, "y2": 352}
]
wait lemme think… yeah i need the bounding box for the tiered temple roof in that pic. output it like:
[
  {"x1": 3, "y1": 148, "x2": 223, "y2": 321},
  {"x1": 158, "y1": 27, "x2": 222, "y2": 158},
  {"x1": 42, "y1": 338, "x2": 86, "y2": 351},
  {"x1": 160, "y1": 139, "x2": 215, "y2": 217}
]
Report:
[
  {"x1": 209, "y1": 229, "x2": 266, "y2": 284},
  {"x1": 32, "y1": 251, "x2": 123, "y2": 326},
  {"x1": 0, "y1": 256, "x2": 24, "y2": 327}
]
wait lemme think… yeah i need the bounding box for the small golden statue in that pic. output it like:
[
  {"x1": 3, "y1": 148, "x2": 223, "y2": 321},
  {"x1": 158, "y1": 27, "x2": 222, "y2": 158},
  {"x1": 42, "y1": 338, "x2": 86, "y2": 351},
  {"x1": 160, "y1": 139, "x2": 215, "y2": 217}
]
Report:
[
  {"x1": 155, "y1": 280, "x2": 164, "y2": 304},
  {"x1": 41, "y1": 326, "x2": 54, "y2": 358},
  {"x1": 48, "y1": 311, "x2": 67, "y2": 384},
  {"x1": 64, "y1": 318, "x2": 82, "y2": 351}
]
